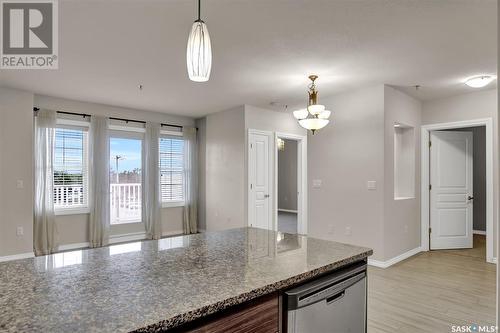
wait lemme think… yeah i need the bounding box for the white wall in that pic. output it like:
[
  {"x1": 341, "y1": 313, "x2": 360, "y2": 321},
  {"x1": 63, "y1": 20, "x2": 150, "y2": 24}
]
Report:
[
  {"x1": 0, "y1": 87, "x2": 35, "y2": 257},
  {"x1": 308, "y1": 85, "x2": 386, "y2": 260},
  {"x1": 383, "y1": 86, "x2": 422, "y2": 260},
  {"x1": 422, "y1": 89, "x2": 498, "y2": 257}
]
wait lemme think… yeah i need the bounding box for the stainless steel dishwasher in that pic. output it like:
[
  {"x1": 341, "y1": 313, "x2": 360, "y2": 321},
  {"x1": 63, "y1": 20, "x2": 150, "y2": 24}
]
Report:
[{"x1": 283, "y1": 261, "x2": 367, "y2": 333}]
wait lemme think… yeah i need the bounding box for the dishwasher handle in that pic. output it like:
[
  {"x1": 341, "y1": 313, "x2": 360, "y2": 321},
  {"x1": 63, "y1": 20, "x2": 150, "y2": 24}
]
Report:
[
  {"x1": 286, "y1": 271, "x2": 366, "y2": 310},
  {"x1": 326, "y1": 290, "x2": 345, "y2": 305}
]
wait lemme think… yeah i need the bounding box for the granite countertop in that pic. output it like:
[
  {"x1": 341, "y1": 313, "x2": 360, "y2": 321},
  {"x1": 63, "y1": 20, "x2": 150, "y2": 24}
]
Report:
[{"x1": 0, "y1": 227, "x2": 372, "y2": 333}]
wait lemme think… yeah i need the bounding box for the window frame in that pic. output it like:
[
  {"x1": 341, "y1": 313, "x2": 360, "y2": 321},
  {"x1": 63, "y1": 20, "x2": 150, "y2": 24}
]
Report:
[
  {"x1": 159, "y1": 130, "x2": 185, "y2": 208},
  {"x1": 53, "y1": 118, "x2": 90, "y2": 216}
]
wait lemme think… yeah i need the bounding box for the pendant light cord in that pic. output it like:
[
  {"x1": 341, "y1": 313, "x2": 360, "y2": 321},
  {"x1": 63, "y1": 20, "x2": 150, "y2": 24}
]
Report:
[{"x1": 198, "y1": 0, "x2": 201, "y2": 21}]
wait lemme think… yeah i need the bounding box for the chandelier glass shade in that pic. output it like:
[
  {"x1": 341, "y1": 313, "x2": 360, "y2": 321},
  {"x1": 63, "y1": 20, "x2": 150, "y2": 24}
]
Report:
[
  {"x1": 293, "y1": 75, "x2": 331, "y2": 134},
  {"x1": 298, "y1": 118, "x2": 329, "y2": 131},
  {"x1": 186, "y1": 0, "x2": 212, "y2": 82}
]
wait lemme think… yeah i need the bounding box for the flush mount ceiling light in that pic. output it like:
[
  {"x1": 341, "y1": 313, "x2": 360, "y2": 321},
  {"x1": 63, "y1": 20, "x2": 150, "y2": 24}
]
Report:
[
  {"x1": 464, "y1": 75, "x2": 496, "y2": 88},
  {"x1": 186, "y1": 0, "x2": 212, "y2": 82},
  {"x1": 293, "y1": 75, "x2": 331, "y2": 134}
]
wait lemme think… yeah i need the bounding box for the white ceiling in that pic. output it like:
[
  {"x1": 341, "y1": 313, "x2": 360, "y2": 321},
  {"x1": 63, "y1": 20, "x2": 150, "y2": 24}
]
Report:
[{"x1": 0, "y1": 0, "x2": 497, "y2": 117}]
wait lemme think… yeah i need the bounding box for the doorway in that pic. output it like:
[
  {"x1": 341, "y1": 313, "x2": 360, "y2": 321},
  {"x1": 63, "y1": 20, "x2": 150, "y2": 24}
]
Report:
[
  {"x1": 421, "y1": 118, "x2": 494, "y2": 263},
  {"x1": 274, "y1": 132, "x2": 307, "y2": 235},
  {"x1": 247, "y1": 130, "x2": 308, "y2": 234},
  {"x1": 277, "y1": 138, "x2": 298, "y2": 233}
]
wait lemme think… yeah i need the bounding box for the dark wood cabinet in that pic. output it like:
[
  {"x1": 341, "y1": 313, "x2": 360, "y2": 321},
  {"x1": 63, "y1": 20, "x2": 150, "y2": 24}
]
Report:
[{"x1": 172, "y1": 293, "x2": 279, "y2": 333}]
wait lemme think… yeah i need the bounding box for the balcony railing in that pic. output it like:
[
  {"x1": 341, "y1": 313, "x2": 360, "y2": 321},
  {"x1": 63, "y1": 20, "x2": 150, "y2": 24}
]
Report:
[
  {"x1": 54, "y1": 185, "x2": 85, "y2": 208},
  {"x1": 110, "y1": 183, "x2": 142, "y2": 224},
  {"x1": 53, "y1": 183, "x2": 142, "y2": 224}
]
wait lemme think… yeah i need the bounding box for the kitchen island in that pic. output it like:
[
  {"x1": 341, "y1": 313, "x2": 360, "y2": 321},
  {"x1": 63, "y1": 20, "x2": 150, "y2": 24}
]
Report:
[{"x1": 0, "y1": 228, "x2": 372, "y2": 332}]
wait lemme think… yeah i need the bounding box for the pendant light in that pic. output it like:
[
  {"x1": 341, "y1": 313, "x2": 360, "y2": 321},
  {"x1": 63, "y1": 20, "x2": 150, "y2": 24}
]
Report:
[
  {"x1": 186, "y1": 0, "x2": 212, "y2": 82},
  {"x1": 293, "y1": 75, "x2": 331, "y2": 134}
]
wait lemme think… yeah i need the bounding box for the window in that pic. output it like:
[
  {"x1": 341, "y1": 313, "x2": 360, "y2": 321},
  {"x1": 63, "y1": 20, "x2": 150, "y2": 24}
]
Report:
[
  {"x1": 53, "y1": 126, "x2": 89, "y2": 213},
  {"x1": 159, "y1": 136, "x2": 184, "y2": 206}
]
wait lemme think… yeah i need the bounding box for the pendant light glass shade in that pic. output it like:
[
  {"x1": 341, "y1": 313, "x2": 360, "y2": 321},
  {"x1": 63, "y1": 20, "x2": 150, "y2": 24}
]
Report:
[
  {"x1": 187, "y1": 20, "x2": 212, "y2": 82},
  {"x1": 298, "y1": 118, "x2": 329, "y2": 131},
  {"x1": 293, "y1": 109, "x2": 309, "y2": 120}
]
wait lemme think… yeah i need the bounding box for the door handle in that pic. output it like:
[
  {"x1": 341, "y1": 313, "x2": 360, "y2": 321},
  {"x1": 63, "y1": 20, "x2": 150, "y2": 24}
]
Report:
[
  {"x1": 264, "y1": 194, "x2": 270, "y2": 198},
  {"x1": 468, "y1": 196, "x2": 474, "y2": 201}
]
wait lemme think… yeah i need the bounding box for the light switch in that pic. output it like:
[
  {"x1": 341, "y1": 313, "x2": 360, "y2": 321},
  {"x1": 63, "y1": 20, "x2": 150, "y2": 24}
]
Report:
[
  {"x1": 367, "y1": 181, "x2": 377, "y2": 190},
  {"x1": 345, "y1": 226, "x2": 352, "y2": 236},
  {"x1": 16, "y1": 180, "x2": 24, "y2": 189},
  {"x1": 16, "y1": 227, "x2": 24, "y2": 236},
  {"x1": 312, "y1": 179, "x2": 322, "y2": 188}
]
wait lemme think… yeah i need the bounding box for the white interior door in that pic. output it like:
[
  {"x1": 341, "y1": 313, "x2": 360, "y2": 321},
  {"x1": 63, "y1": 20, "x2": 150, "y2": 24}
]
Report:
[
  {"x1": 430, "y1": 131, "x2": 473, "y2": 250},
  {"x1": 248, "y1": 131, "x2": 272, "y2": 230}
]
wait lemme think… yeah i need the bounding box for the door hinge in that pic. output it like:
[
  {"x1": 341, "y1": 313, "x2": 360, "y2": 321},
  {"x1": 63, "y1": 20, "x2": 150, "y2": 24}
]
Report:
[
  {"x1": 250, "y1": 183, "x2": 253, "y2": 190},
  {"x1": 250, "y1": 143, "x2": 253, "y2": 149},
  {"x1": 429, "y1": 184, "x2": 432, "y2": 190},
  {"x1": 429, "y1": 227, "x2": 432, "y2": 234},
  {"x1": 429, "y1": 141, "x2": 432, "y2": 147}
]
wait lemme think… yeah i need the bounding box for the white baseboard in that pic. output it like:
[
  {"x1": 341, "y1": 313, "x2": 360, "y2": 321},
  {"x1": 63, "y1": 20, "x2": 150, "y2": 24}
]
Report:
[
  {"x1": 0, "y1": 252, "x2": 35, "y2": 263},
  {"x1": 473, "y1": 230, "x2": 487, "y2": 235},
  {"x1": 488, "y1": 257, "x2": 497, "y2": 264},
  {"x1": 109, "y1": 232, "x2": 146, "y2": 245},
  {"x1": 368, "y1": 247, "x2": 422, "y2": 269},
  {"x1": 278, "y1": 209, "x2": 298, "y2": 213},
  {"x1": 58, "y1": 242, "x2": 90, "y2": 252}
]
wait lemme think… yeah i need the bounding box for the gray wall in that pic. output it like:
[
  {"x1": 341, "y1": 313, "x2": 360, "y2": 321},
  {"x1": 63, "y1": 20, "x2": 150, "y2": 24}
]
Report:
[
  {"x1": 35, "y1": 95, "x2": 196, "y2": 244},
  {"x1": 197, "y1": 117, "x2": 207, "y2": 231},
  {"x1": 383, "y1": 86, "x2": 422, "y2": 260},
  {"x1": 0, "y1": 87, "x2": 35, "y2": 257},
  {"x1": 308, "y1": 85, "x2": 386, "y2": 260},
  {"x1": 198, "y1": 104, "x2": 306, "y2": 232},
  {"x1": 278, "y1": 139, "x2": 298, "y2": 211},
  {"x1": 447, "y1": 126, "x2": 487, "y2": 232},
  {"x1": 0, "y1": 91, "x2": 196, "y2": 258},
  {"x1": 200, "y1": 106, "x2": 246, "y2": 231},
  {"x1": 308, "y1": 85, "x2": 422, "y2": 262}
]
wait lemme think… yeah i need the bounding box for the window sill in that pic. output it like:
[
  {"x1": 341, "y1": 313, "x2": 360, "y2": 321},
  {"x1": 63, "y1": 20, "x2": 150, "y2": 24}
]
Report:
[
  {"x1": 162, "y1": 201, "x2": 185, "y2": 208},
  {"x1": 55, "y1": 208, "x2": 90, "y2": 216},
  {"x1": 394, "y1": 196, "x2": 415, "y2": 201}
]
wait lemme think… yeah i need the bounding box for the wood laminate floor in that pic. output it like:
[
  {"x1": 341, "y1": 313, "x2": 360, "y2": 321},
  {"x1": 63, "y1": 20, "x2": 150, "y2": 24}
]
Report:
[{"x1": 368, "y1": 235, "x2": 496, "y2": 333}]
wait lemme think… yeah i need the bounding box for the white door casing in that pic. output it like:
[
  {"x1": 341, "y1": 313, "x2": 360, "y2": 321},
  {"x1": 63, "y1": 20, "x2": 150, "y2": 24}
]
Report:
[
  {"x1": 430, "y1": 131, "x2": 473, "y2": 250},
  {"x1": 248, "y1": 131, "x2": 273, "y2": 230}
]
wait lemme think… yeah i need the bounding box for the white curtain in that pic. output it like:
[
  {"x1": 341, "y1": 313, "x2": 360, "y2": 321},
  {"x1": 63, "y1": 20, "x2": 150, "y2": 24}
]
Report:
[
  {"x1": 183, "y1": 127, "x2": 198, "y2": 234},
  {"x1": 89, "y1": 116, "x2": 110, "y2": 248},
  {"x1": 143, "y1": 122, "x2": 162, "y2": 239},
  {"x1": 34, "y1": 110, "x2": 58, "y2": 256}
]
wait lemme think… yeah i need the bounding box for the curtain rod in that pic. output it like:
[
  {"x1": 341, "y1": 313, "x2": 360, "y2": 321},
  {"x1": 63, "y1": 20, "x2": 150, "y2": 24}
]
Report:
[{"x1": 33, "y1": 107, "x2": 186, "y2": 130}]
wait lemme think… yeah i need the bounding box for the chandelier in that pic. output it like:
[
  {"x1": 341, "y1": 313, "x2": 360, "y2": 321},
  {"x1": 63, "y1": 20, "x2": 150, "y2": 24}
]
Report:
[{"x1": 293, "y1": 75, "x2": 331, "y2": 134}]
